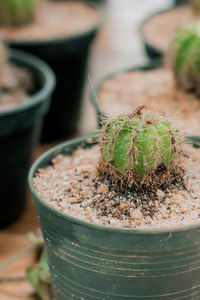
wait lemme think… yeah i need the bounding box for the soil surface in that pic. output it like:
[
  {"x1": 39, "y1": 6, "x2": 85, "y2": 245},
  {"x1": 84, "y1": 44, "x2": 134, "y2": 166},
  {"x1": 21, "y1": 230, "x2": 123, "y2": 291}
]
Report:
[
  {"x1": 0, "y1": 1, "x2": 98, "y2": 41},
  {"x1": 142, "y1": 4, "x2": 195, "y2": 53},
  {"x1": 98, "y1": 67, "x2": 200, "y2": 136},
  {"x1": 0, "y1": 63, "x2": 33, "y2": 111},
  {"x1": 33, "y1": 142, "x2": 200, "y2": 229}
]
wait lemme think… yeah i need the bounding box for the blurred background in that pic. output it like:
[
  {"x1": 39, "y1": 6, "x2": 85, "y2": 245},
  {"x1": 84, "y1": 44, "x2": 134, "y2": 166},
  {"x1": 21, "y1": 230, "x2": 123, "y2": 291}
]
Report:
[{"x1": 0, "y1": 0, "x2": 182, "y2": 299}]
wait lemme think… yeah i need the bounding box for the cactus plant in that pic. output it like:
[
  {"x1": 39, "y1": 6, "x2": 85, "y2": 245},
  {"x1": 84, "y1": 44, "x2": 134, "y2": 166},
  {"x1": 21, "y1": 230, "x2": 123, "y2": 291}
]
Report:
[
  {"x1": 170, "y1": 24, "x2": 200, "y2": 94},
  {"x1": 0, "y1": 0, "x2": 38, "y2": 26},
  {"x1": 98, "y1": 106, "x2": 181, "y2": 189}
]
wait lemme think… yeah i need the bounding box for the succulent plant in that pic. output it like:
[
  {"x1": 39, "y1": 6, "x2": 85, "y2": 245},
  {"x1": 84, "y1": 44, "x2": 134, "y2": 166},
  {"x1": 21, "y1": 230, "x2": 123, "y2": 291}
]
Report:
[
  {"x1": 170, "y1": 24, "x2": 200, "y2": 94},
  {"x1": 0, "y1": 0, "x2": 38, "y2": 26},
  {"x1": 98, "y1": 106, "x2": 181, "y2": 189},
  {"x1": 27, "y1": 251, "x2": 51, "y2": 300}
]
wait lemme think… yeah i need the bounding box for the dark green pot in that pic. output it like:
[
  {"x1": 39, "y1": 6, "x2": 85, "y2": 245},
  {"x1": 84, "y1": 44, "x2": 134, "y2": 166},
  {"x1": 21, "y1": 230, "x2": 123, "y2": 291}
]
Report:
[
  {"x1": 29, "y1": 136, "x2": 200, "y2": 300},
  {"x1": 0, "y1": 49, "x2": 55, "y2": 228},
  {"x1": 7, "y1": 4, "x2": 100, "y2": 142}
]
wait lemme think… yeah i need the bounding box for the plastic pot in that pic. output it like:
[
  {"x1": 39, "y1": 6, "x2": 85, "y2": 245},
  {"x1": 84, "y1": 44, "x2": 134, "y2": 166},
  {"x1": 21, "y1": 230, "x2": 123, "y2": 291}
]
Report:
[
  {"x1": 0, "y1": 49, "x2": 55, "y2": 228},
  {"x1": 29, "y1": 136, "x2": 200, "y2": 299},
  {"x1": 7, "y1": 5, "x2": 100, "y2": 142}
]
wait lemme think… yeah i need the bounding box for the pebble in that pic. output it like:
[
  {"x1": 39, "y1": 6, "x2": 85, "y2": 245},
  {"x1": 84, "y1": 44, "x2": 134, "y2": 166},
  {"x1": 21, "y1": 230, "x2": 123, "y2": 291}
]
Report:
[
  {"x1": 97, "y1": 184, "x2": 109, "y2": 194},
  {"x1": 157, "y1": 189, "x2": 166, "y2": 200},
  {"x1": 129, "y1": 208, "x2": 143, "y2": 221},
  {"x1": 68, "y1": 197, "x2": 82, "y2": 204},
  {"x1": 119, "y1": 202, "x2": 130, "y2": 210}
]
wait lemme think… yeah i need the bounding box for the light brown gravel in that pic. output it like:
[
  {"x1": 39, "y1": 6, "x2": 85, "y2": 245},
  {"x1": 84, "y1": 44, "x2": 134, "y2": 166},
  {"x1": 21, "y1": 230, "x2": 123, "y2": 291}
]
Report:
[
  {"x1": 0, "y1": 1, "x2": 98, "y2": 41},
  {"x1": 98, "y1": 67, "x2": 200, "y2": 136},
  {"x1": 33, "y1": 143, "x2": 200, "y2": 229},
  {"x1": 0, "y1": 63, "x2": 33, "y2": 111},
  {"x1": 142, "y1": 4, "x2": 195, "y2": 53}
]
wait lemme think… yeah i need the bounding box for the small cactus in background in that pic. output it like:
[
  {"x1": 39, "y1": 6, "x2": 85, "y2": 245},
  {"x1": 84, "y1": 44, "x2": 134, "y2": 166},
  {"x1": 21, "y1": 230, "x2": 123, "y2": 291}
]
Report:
[
  {"x1": 0, "y1": 0, "x2": 38, "y2": 26},
  {"x1": 170, "y1": 24, "x2": 200, "y2": 94},
  {"x1": 98, "y1": 106, "x2": 181, "y2": 189}
]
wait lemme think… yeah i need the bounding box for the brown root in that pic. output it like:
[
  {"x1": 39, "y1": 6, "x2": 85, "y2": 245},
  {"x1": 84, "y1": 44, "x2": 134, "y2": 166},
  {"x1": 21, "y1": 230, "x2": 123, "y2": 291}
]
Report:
[{"x1": 97, "y1": 156, "x2": 184, "y2": 193}]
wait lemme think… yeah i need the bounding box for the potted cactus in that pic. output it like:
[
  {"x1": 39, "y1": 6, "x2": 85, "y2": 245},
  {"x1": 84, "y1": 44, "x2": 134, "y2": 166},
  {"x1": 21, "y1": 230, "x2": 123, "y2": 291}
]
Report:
[
  {"x1": 91, "y1": 16, "x2": 200, "y2": 138},
  {"x1": 98, "y1": 106, "x2": 180, "y2": 187},
  {"x1": 171, "y1": 24, "x2": 200, "y2": 94},
  {"x1": 0, "y1": 0, "x2": 100, "y2": 142},
  {"x1": 0, "y1": 44, "x2": 55, "y2": 228},
  {"x1": 29, "y1": 106, "x2": 200, "y2": 299}
]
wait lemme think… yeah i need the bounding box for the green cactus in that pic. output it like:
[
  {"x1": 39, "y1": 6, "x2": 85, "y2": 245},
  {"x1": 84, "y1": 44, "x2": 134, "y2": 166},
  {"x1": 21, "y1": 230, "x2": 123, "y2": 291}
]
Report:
[
  {"x1": 98, "y1": 106, "x2": 181, "y2": 188},
  {"x1": 170, "y1": 24, "x2": 200, "y2": 94},
  {"x1": 0, "y1": 0, "x2": 38, "y2": 26}
]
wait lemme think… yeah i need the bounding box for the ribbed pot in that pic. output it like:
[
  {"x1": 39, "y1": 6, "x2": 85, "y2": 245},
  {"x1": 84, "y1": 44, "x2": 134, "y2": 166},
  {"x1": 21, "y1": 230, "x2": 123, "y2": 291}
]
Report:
[
  {"x1": 29, "y1": 136, "x2": 200, "y2": 300},
  {"x1": 7, "y1": 4, "x2": 100, "y2": 142},
  {"x1": 0, "y1": 49, "x2": 55, "y2": 228}
]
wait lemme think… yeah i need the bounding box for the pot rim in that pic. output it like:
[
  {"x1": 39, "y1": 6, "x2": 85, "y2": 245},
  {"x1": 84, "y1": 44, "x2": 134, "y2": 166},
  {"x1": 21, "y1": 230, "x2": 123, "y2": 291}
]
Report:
[
  {"x1": 28, "y1": 135, "x2": 200, "y2": 235},
  {"x1": 0, "y1": 49, "x2": 56, "y2": 117},
  {"x1": 5, "y1": 2, "x2": 103, "y2": 47}
]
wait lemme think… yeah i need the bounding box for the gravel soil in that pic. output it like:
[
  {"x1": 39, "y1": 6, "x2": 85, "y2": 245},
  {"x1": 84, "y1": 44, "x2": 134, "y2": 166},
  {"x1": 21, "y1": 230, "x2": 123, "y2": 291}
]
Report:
[
  {"x1": 33, "y1": 142, "x2": 200, "y2": 229},
  {"x1": 0, "y1": 63, "x2": 33, "y2": 111}
]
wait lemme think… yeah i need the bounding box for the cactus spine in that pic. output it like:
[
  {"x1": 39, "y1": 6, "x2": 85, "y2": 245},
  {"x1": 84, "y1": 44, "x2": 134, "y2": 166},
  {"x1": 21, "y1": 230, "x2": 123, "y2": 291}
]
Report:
[
  {"x1": 98, "y1": 106, "x2": 181, "y2": 189},
  {"x1": 0, "y1": 0, "x2": 38, "y2": 26}
]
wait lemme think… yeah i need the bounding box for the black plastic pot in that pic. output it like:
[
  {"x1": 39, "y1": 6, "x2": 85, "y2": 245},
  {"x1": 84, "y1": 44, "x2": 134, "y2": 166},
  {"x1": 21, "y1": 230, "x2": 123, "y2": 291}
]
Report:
[
  {"x1": 29, "y1": 136, "x2": 200, "y2": 300},
  {"x1": 0, "y1": 50, "x2": 55, "y2": 228},
  {"x1": 7, "y1": 4, "x2": 100, "y2": 142}
]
